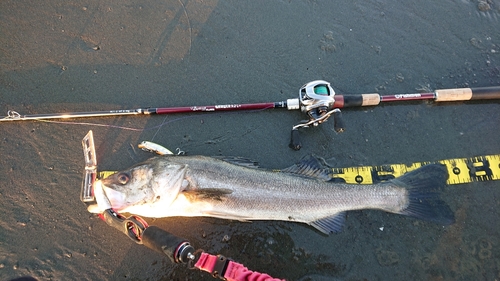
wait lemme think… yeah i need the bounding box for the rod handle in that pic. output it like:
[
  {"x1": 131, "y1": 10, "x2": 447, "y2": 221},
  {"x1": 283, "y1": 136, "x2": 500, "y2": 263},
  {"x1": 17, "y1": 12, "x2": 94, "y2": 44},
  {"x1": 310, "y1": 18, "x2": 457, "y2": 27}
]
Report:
[
  {"x1": 334, "y1": 94, "x2": 381, "y2": 108},
  {"x1": 435, "y1": 86, "x2": 500, "y2": 101},
  {"x1": 434, "y1": 88, "x2": 472, "y2": 101},
  {"x1": 142, "y1": 226, "x2": 195, "y2": 264}
]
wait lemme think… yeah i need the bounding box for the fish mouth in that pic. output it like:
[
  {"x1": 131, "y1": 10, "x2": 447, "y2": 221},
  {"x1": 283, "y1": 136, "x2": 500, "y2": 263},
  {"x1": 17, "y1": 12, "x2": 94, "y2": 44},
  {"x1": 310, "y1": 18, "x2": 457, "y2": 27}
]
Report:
[
  {"x1": 101, "y1": 183, "x2": 128, "y2": 209},
  {"x1": 86, "y1": 179, "x2": 130, "y2": 213},
  {"x1": 87, "y1": 180, "x2": 111, "y2": 213},
  {"x1": 80, "y1": 130, "x2": 132, "y2": 213}
]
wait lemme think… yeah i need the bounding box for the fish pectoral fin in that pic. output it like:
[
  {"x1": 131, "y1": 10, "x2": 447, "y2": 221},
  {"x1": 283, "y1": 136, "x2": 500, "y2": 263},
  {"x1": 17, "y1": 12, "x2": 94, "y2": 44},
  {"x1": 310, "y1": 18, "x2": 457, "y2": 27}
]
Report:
[
  {"x1": 182, "y1": 188, "x2": 232, "y2": 201},
  {"x1": 309, "y1": 212, "x2": 346, "y2": 234}
]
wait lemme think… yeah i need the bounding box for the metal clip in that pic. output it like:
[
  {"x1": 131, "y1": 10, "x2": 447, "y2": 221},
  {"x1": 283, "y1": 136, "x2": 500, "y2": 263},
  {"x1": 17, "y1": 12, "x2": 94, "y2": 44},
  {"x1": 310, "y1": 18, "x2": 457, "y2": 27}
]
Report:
[
  {"x1": 81, "y1": 130, "x2": 97, "y2": 203},
  {"x1": 100, "y1": 209, "x2": 149, "y2": 244},
  {"x1": 211, "y1": 255, "x2": 230, "y2": 279}
]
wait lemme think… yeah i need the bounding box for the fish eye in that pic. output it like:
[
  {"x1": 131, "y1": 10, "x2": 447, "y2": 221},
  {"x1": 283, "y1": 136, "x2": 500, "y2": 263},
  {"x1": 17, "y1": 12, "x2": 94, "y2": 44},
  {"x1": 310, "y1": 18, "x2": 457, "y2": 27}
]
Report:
[{"x1": 117, "y1": 173, "x2": 130, "y2": 185}]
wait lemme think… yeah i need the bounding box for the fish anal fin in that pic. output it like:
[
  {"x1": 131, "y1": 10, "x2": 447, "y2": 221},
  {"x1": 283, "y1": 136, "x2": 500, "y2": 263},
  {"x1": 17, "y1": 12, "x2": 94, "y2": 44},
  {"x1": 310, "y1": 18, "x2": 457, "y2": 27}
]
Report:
[{"x1": 309, "y1": 212, "x2": 346, "y2": 234}]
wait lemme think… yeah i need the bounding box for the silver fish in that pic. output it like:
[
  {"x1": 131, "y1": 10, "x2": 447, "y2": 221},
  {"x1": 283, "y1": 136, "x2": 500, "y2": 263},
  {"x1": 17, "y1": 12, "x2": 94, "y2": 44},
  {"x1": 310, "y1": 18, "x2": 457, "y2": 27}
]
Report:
[{"x1": 90, "y1": 155, "x2": 454, "y2": 234}]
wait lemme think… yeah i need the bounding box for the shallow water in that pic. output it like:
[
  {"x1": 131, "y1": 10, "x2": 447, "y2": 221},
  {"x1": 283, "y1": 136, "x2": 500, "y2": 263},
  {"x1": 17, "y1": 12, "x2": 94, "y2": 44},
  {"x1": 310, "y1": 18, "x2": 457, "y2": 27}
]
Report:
[{"x1": 1, "y1": 0, "x2": 499, "y2": 280}]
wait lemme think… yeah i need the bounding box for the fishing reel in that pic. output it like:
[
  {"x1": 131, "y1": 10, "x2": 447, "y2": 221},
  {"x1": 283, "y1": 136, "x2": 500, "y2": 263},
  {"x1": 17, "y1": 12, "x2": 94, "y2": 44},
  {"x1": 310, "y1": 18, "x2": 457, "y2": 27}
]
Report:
[{"x1": 289, "y1": 80, "x2": 345, "y2": 150}]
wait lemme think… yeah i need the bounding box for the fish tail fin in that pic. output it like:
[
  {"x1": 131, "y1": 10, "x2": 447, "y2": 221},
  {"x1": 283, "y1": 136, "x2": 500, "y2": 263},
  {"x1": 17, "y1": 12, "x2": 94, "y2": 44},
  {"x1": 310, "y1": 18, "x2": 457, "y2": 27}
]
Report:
[{"x1": 392, "y1": 164, "x2": 455, "y2": 225}]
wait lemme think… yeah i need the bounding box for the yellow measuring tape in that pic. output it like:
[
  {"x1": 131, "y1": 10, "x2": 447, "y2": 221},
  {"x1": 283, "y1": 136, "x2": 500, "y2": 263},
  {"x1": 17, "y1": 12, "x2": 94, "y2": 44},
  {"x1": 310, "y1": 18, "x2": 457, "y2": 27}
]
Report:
[
  {"x1": 99, "y1": 154, "x2": 500, "y2": 185},
  {"x1": 331, "y1": 154, "x2": 500, "y2": 184}
]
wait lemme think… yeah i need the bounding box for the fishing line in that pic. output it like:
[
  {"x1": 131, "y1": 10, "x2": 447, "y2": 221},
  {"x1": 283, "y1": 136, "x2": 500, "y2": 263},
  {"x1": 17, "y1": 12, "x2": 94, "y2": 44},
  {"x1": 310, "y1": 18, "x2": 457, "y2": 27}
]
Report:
[
  {"x1": 35, "y1": 119, "x2": 144, "y2": 131},
  {"x1": 150, "y1": 115, "x2": 169, "y2": 142}
]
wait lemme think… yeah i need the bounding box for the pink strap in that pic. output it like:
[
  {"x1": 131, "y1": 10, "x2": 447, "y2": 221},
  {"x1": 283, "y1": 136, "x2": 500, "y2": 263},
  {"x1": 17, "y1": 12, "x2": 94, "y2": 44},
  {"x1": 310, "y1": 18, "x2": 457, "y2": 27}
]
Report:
[
  {"x1": 194, "y1": 252, "x2": 285, "y2": 281},
  {"x1": 194, "y1": 252, "x2": 217, "y2": 272},
  {"x1": 224, "y1": 260, "x2": 285, "y2": 281}
]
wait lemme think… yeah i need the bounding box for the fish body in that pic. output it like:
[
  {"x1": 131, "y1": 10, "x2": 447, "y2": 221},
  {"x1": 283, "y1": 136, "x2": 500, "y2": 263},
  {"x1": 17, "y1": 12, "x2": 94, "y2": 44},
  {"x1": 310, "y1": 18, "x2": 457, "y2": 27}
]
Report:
[{"x1": 91, "y1": 155, "x2": 454, "y2": 234}]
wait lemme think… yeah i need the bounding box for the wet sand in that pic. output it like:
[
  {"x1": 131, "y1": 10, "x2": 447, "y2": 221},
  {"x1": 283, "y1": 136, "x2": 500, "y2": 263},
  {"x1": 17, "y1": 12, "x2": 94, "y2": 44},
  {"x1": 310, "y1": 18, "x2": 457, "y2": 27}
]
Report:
[{"x1": 1, "y1": 0, "x2": 500, "y2": 280}]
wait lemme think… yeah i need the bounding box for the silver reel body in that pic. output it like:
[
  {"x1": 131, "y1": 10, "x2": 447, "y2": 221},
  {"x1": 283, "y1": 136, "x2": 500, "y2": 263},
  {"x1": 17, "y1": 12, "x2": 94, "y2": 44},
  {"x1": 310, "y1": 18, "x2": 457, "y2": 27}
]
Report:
[{"x1": 289, "y1": 80, "x2": 344, "y2": 150}]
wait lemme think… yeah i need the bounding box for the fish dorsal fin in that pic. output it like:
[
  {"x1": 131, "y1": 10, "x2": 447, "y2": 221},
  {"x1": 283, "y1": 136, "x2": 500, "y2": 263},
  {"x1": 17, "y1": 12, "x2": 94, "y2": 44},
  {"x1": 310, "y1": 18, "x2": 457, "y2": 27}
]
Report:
[
  {"x1": 214, "y1": 156, "x2": 260, "y2": 169},
  {"x1": 281, "y1": 155, "x2": 332, "y2": 181},
  {"x1": 310, "y1": 212, "x2": 346, "y2": 234}
]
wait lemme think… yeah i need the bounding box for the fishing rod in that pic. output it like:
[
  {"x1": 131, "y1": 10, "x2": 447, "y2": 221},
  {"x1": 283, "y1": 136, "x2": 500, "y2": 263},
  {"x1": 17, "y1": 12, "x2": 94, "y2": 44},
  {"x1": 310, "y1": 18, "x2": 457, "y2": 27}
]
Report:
[{"x1": 3, "y1": 80, "x2": 500, "y2": 150}]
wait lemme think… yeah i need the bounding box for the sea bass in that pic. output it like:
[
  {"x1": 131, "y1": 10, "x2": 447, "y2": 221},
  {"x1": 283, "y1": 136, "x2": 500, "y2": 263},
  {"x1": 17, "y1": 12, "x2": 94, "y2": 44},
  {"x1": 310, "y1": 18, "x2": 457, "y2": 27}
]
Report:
[{"x1": 89, "y1": 155, "x2": 455, "y2": 234}]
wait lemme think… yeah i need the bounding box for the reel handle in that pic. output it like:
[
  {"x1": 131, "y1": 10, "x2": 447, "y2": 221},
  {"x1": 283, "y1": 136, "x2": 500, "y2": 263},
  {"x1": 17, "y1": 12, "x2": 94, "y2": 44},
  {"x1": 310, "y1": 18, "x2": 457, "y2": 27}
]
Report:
[
  {"x1": 289, "y1": 108, "x2": 345, "y2": 150},
  {"x1": 332, "y1": 109, "x2": 345, "y2": 133},
  {"x1": 289, "y1": 129, "x2": 302, "y2": 151}
]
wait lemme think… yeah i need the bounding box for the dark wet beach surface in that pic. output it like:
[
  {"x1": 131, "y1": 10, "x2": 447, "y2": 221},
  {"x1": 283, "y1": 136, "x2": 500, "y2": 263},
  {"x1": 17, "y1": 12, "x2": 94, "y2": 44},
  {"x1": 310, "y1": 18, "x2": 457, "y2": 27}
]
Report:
[{"x1": 1, "y1": 0, "x2": 500, "y2": 280}]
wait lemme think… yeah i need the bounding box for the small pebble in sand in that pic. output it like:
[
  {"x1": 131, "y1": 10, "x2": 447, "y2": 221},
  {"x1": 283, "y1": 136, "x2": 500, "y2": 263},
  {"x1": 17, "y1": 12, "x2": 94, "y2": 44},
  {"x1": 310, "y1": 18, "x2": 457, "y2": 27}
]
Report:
[
  {"x1": 320, "y1": 31, "x2": 337, "y2": 52},
  {"x1": 395, "y1": 73, "x2": 404, "y2": 82},
  {"x1": 477, "y1": 1, "x2": 491, "y2": 11}
]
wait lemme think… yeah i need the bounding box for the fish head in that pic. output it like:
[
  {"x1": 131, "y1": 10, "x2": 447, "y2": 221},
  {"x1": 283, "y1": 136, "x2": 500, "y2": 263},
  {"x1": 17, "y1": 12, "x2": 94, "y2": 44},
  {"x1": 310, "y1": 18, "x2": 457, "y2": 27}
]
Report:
[{"x1": 90, "y1": 157, "x2": 188, "y2": 215}]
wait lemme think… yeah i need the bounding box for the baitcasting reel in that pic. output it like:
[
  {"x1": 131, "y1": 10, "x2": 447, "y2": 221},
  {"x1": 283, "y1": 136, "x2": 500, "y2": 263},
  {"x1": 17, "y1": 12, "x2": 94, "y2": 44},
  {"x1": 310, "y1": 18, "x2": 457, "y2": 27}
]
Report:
[{"x1": 288, "y1": 80, "x2": 345, "y2": 150}]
